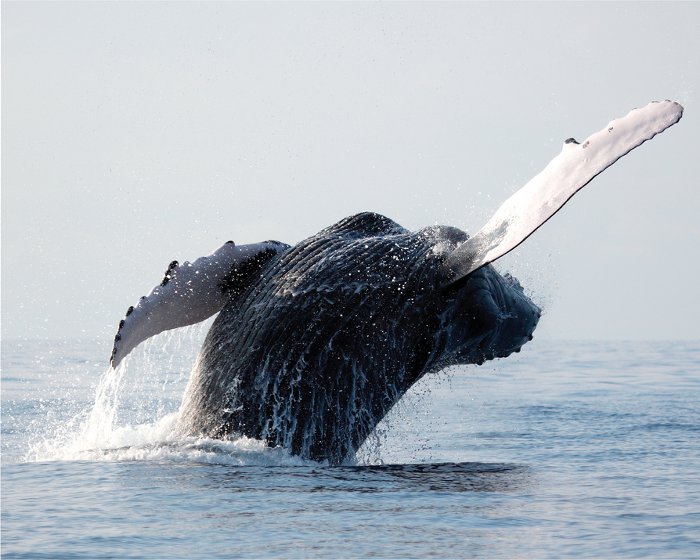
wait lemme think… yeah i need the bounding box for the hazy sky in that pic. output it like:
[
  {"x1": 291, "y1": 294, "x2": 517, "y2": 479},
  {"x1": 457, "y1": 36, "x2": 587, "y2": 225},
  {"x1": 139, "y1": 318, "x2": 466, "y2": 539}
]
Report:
[{"x1": 3, "y1": 1, "x2": 699, "y2": 349}]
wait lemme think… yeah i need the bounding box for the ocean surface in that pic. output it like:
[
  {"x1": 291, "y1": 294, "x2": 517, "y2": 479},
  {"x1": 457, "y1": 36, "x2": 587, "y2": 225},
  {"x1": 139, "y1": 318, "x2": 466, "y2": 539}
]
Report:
[{"x1": 2, "y1": 335, "x2": 699, "y2": 559}]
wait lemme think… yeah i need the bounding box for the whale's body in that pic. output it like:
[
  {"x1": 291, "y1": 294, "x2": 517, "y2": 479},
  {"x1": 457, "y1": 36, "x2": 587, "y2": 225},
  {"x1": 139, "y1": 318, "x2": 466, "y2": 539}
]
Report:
[
  {"x1": 178, "y1": 213, "x2": 539, "y2": 463},
  {"x1": 110, "y1": 101, "x2": 683, "y2": 464}
]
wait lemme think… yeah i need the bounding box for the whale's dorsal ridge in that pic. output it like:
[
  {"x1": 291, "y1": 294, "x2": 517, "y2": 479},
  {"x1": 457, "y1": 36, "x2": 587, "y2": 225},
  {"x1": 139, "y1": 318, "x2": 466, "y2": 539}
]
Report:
[{"x1": 320, "y1": 211, "x2": 408, "y2": 239}]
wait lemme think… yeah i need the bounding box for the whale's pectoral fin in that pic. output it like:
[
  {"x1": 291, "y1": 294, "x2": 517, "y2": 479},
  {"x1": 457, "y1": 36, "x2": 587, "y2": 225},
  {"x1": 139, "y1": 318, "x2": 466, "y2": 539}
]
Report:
[
  {"x1": 443, "y1": 100, "x2": 683, "y2": 286},
  {"x1": 110, "y1": 240, "x2": 289, "y2": 367}
]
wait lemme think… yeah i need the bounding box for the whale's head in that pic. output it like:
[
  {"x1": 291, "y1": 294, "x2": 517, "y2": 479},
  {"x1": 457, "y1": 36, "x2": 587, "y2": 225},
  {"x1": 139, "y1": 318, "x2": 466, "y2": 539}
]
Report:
[
  {"x1": 440, "y1": 265, "x2": 541, "y2": 367},
  {"x1": 422, "y1": 223, "x2": 540, "y2": 370},
  {"x1": 408, "y1": 224, "x2": 541, "y2": 372}
]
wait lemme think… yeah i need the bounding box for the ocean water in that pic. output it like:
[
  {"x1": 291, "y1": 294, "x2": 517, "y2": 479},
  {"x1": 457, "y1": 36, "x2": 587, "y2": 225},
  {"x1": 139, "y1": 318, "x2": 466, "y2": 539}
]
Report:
[{"x1": 2, "y1": 334, "x2": 699, "y2": 559}]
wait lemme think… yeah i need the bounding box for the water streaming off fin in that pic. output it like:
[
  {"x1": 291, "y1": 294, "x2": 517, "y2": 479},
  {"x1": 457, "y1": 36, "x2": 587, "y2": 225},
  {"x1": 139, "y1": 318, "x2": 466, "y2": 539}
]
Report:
[{"x1": 23, "y1": 323, "x2": 300, "y2": 464}]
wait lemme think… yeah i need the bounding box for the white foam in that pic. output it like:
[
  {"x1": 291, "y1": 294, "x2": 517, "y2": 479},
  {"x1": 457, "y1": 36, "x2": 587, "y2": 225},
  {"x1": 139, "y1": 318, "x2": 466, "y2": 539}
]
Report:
[{"x1": 26, "y1": 326, "x2": 315, "y2": 467}]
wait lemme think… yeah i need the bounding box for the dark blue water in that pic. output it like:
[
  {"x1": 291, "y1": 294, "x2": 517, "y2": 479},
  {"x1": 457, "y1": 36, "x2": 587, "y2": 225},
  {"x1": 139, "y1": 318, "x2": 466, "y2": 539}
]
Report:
[{"x1": 2, "y1": 336, "x2": 699, "y2": 558}]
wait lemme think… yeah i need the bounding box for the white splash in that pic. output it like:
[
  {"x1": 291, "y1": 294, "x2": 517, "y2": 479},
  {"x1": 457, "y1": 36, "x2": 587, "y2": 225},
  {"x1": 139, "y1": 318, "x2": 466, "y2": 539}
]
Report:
[{"x1": 26, "y1": 325, "x2": 312, "y2": 466}]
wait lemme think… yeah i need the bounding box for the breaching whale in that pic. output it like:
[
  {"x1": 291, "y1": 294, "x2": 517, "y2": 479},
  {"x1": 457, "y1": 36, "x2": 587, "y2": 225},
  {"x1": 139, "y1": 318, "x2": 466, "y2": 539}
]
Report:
[{"x1": 111, "y1": 101, "x2": 683, "y2": 464}]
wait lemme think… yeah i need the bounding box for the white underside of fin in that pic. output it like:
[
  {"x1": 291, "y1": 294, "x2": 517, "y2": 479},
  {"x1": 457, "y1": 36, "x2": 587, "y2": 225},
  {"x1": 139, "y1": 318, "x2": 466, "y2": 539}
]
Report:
[
  {"x1": 444, "y1": 100, "x2": 683, "y2": 284},
  {"x1": 111, "y1": 241, "x2": 286, "y2": 367}
]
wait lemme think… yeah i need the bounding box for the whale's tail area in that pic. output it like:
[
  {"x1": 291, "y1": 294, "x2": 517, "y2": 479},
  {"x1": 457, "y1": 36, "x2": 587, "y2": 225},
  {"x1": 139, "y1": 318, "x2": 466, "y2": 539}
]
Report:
[{"x1": 442, "y1": 100, "x2": 683, "y2": 286}]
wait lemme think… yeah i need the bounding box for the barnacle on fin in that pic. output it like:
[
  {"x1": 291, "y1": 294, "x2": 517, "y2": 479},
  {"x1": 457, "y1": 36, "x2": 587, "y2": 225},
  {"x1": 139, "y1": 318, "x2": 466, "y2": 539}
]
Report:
[{"x1": 161, "y1": 260, "x2": 179, "y2": 286}]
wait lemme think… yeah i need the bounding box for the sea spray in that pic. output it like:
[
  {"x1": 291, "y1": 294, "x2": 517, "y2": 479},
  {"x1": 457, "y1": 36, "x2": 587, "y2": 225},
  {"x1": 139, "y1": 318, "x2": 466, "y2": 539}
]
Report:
[
  {"x1": 22, "y1": 324, "x2": 315, "y2": 466},
  {"x1": 81, "y1": 362, "x2": 128, "y2": 447},
  {"x1": 26, "y1": 325, "x2": 207, "y2": 462}
]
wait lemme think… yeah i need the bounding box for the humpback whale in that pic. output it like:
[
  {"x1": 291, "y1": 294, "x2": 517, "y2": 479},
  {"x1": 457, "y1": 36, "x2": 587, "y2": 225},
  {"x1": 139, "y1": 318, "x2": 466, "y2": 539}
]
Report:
[{"x1": 110, "y1": 101, "x2": 683, "y2": 464}]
